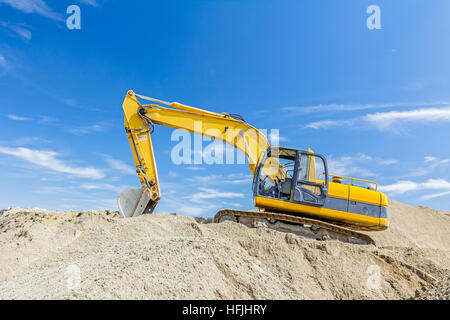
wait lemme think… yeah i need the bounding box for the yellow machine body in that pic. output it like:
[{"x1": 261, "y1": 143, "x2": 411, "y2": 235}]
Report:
[{"x1": 254, "y1": 181, "x2": 389, "y2": 231}]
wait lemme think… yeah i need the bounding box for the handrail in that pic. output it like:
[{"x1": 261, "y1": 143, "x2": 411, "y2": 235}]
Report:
[{"x1": 318, "y1": 173, "x2": 378, "y2": 191}]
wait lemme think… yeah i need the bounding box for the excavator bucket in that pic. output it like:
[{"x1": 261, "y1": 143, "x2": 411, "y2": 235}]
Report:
[{"x1": 117, "y1": 187, "x2": 157, "y2": 218}]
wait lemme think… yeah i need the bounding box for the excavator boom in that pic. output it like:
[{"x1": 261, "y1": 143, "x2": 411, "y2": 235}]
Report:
[{"x1": 119, "y1": 90, "x2": 278, "y2": 217}]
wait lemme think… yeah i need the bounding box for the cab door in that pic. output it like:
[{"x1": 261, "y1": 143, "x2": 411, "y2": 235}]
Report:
[{"x1": 292, "y1": 151, "x2": 329, "y2": 206}]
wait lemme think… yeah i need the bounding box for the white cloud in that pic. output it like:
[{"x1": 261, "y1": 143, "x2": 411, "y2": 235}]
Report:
[
  {"x1": 413, "y1": 179, "x2": 450, "y2": 190},
  {"x1": 394, "y1": 156, "x2": 450, "y2": 179},
  {"x1": 13, "y1": 136, "x2": 49, "y2": 146},
  {"x1": 10, "y1": 24, "x2": 32, "y2": 40},
  {"x1": 433, "y1": 159, "x2": 450, "y2": 167},
  {"x1": 78, "y1": 0, "x2": 100, "y2": 6},
  {"x1": 380, "y1": 178, "x2": 450, "y2": 196},
  {"x1": 419, "y1": 190, "x2": 450, "y2": 201},
  {"x1": 364, "y1": 107, "x2": 450, "y2": 131},
  {"x1": 224, "y1": 173, "x2": 253, "y2": 184},
  {"x1": 169, "y1": 186, "x2": 245, "y2": 216},
  {"x1": 185, "y1": 166, "x2": 205, "y2": 171},
  {"x1": 305, "y1": 107, "x2": 450, "y2": 131},
  {"x1": 403, "y1": 80, "x2": 426, "y2": 91},
  {"x1": 222, "y1": 201, "x2": 241, "y2": 208},
  {"x1": 32, "y1": 186, "x2": 78, "y2": 195},
  {"x1": 380, "y1": 159, "x2": 398, "y2": 165},
  {"x1": 380, "y1": 180, "x2": 419, "y2": 195},
  {"x1": 58, "y1": 197, "x2": 118, "y2": 211},
  {"x1": 224, "y1": 178, "x2": 252, "y2": 184},
  {"x1": 283, "y1": 101, "x2": 450, "y2": 115},
  {"x1": 424, "y1": 156, "x2": 437, "y2": 163},
  {"x1": 326, "y1": 153, "x2": 397, "y2": 180},
  {"x1": 63, "y1": 98, "x2": 77, "y2": 107},
  {"x1": 186, "y1": 173, "x2": 252, "y2": 185},
  {"x1": 80, "y1": 183, "x2": 129, "y2": 193},
  {"x1": 189, "y1": 187, "x2": 244, "y2": 203},
  {"x1": 327, "y1": 153, "x2": 377, "y2": 178},
  {"x1": 175, "y1": 203, "x2": 219, "y2": 217},
  {"x1": 102, "y1": 154, "x2": 135, "y2": 175},
  {"x1": 156, "y1": 186, "x2": 223, "y2": 217},
  {"x1": 66, "y1": 122, "x2": 106, "y2": 135},
  {"x1": 156, "y1": 181, "x2": 246, "y2": 216},
  {"x1": 186, "y1": 174, "x2": 223, "y2": 184},
  {"x1": 38, "y1": 115, "x2": 57, "y2": 123},
  {"x1": 0, "y1": 53, "x2": 8, "y2": 69},
  {"x1": 269, "y1": 132, "x2": 289, "y2": 143},
  {"x1": 0, "y1": 0, "x2": 64, "y2": 21},
  {"x1": 422, "y1": 156, "x2": 450, "y2": 168},
  {"x1": 1, "y1": 22, "x2": 32, "y2": 41},
  {"x1": 0, "y1": 146, "x2": 104, "y2": 179},
  {"x1": 168, "y1": 171, "x2": 178, "y2": 178},
  {"x1": 305, "y1": 119, "x2": 354, "y2": 129},
  {"x1": 32, "y1": 183, "x2": 128, "y2": 200},
  {"x1": 7, "y1": 114, "x2": 31, "y2": 121}
]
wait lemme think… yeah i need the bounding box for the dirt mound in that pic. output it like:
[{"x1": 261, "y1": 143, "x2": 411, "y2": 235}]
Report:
[
  {"x1": 363, "y1": 200, "x2": 450, "y2": 250},
  {"x1": 0, "y1": 201, "x2": 448, "y2": 300}
]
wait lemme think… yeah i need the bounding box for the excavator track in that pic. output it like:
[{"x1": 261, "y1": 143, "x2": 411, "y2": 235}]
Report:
[{"x1": 214, "y1": 209, "x2": 375, "y2": 246}]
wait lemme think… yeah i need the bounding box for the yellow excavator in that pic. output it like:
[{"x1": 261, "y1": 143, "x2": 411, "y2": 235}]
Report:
[{"x1": 118, "y1": 90, "x2": 389, "y2": 245}]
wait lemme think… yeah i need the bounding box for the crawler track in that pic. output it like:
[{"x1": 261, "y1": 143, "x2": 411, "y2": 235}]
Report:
[{"x1": 214, "y1": 209, "x2": 375, "y2": 245}]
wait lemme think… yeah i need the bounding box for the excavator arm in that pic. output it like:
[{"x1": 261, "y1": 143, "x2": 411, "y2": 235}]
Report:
[{"x1": 118, "y1": 90, "x2": 277, "y2": 218}]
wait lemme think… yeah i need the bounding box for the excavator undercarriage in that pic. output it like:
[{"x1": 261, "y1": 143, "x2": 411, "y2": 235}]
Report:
[{"x1": 214, "y1": 210, "x2": 375, "y2": 245}]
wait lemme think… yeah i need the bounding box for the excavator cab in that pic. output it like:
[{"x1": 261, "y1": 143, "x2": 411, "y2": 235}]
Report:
[{"x1": 253, "y1": 147, "x2": 329, "y2": 208}]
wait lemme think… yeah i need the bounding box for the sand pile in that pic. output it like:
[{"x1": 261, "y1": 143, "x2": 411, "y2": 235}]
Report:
[
  {"x1": 363, "y1": 200, "x2": 450, "y2": 250},
  {"x1": 0, "y1": 200, "x2": 448, "y2": 300}
]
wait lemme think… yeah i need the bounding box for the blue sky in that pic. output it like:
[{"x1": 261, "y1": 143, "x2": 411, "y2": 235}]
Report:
[{"x1": 1, "y1": 0, "x2": 449, "y2": 215}]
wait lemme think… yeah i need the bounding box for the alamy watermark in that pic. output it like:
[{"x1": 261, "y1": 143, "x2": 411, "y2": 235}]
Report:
[
  {"x1": 169, "y1": 123, "x2": 282, "y2": 165},
  {"x1": 365, "y1": 264, "x2": 382, "y2": 290},
  {"x1": 66, "y1": 5, "x2": 81, "y2": 30},
  {"x1": 64, "y1": 5, "x2": 382, "y2": 31},
  {"x1": 366, "y1": 5, "x2": 381, "y2": 30},
  {"x1": 65, "y1": 263, "x2": 81, "y2": 292}
]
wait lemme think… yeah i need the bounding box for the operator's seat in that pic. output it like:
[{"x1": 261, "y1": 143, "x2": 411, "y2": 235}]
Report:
[{"x1": 279, "y1": 179, "x2": 292, "y2": 199}]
